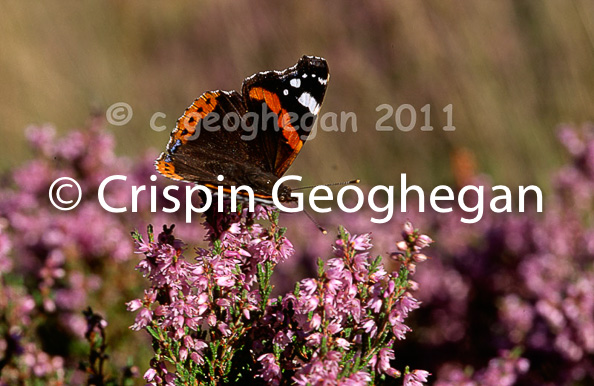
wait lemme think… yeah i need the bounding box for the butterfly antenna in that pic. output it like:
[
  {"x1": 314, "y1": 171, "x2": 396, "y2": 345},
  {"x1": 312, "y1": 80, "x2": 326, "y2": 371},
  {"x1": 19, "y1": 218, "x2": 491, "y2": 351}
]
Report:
[
  {"x1": 291, "y1": 179, "x2": 360, "y2": 234},
  {"x1": 303, "y1": 209, "x2": 327, "y2": 234},
  {"x1": 293, "y1": 179, "x2": 360, "y2": 191}
]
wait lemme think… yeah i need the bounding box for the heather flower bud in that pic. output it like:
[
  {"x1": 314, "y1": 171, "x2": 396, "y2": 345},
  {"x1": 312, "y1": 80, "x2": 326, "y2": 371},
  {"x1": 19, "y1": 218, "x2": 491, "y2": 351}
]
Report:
[
  {"x1": 403, "y1": 221, "x2": 415, "y2": 236},
  {"x1": 407, "y1": 263, "x2": 417, "y2": 275},
  {"x1": 415, "y1": 235, "x2": 433, "y2": 249},
  {"x1": 413, "y1": 253, "x2": 428, "y2": 262},
  {"x1": 179, "y1": 347, "x2": 188, "y2": 362}
]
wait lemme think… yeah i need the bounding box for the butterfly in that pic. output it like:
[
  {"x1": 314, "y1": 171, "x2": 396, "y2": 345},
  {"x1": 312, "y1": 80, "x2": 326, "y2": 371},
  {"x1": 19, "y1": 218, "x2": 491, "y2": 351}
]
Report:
[{"x1": 155, "y1": 55, "x2": 329, "y2": 204}]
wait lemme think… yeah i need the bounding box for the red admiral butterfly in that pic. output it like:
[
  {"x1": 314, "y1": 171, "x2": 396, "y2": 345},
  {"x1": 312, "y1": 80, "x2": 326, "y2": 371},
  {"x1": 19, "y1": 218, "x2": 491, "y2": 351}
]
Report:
[{"x1": 155, "y1": 56, "x2": 329, "y2": 204}]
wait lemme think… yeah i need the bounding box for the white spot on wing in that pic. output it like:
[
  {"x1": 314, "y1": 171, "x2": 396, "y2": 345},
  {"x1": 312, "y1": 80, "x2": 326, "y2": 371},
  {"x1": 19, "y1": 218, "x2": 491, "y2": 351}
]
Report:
[
  {"x1": 318, "y1": 77, "x2": 328, "y2": 85},
  {"x1": 302, "y1": 73, "x2": 308, "y2": 78},
  {"x1": 298, "y1": 92, "x2": 311, "y2": 108},
  {"x1": 283, "y1": 89, "x2": 289, "y2": 96},
  {"x1": 290, "y1": 78, "x2": 301, "y2": 88},
  {"x1": 298, "y1": 92, "x2": 320, "y2": 115}
]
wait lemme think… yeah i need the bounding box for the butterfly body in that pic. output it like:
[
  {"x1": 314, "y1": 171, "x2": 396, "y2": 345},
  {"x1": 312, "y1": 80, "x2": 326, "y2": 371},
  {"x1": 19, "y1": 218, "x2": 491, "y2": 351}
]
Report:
[{"x1": 156, "y1": 56, "x2": 329, "y2": 204}]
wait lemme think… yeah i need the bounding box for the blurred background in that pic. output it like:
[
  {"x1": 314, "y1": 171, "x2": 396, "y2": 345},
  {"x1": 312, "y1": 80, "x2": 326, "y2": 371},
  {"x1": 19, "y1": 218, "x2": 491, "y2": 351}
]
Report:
[
  {"x1": 2, "y1": 1, "x2": 594, "y2": 384},
  {"x1": 2, "y1": 1, "x2": 594, "y2": 191}
]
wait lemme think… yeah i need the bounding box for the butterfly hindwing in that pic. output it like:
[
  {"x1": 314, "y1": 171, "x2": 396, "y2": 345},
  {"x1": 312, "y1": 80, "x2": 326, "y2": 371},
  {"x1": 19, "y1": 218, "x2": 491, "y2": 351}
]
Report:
[{"x1": 156, "y1": 90, "x2": 268, "y2": 186}]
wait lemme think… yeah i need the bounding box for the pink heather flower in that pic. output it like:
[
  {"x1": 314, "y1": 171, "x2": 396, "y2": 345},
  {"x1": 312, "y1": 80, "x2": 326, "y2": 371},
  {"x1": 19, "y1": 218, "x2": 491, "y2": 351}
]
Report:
[
  {"x1": 306, "y1": 332, "x2": 323, "y2": 347},
  {"x1": 335, "y1": 338, "x2": 351, "y2": 349},
  {"x1": 404, "y1": 369, "x2": 430, "y2": 385},
  {"x1": 301, "y1": 278, "x2": 318, "y2": 295},
  {"x1": 368, "y1": 296, "x2": 383, "y2": 313},
  {"x1": 535, "y1": 299, "x2": 566, "y2": 330},
  {"x1": 385, "y1": 280, "x2": 396, "y2": 297},
  {"x1": 351, "y1": 233, "x2": 373, "y2": 251},
  {"x1": 326, "y1": 258, "x2": 346, "y2": 273},
  {"x1": 216, "y1": 275, "x2": 235, "y2": 287},
  {"x1": 303, "y1": 296, "x2": 320, "y2": 312},
  {"x1": 218, "y1": 322, "x2": 231, "y2": 336},
  {"x1": 326, "y1": 278, "x2": 342, "y2": 294},
  {"x1": 558, "y1": 126, "x2": 586, "y2": 156},
  {"x1": 131, "y1": 308, "x2": 153, "y2": 331},
  {"x1": 190, "y1": 351, "x2": 205, "y2": 365},
  {"x1": 279, "y1": 237, "x2": 295, "y2": 259},
  {"x1": 340, "y1": 371, "x2": 372, "y2": 385},
  {"x1": 179, "y1": 347, "x2": 188, "y2": 362},
  {"x1": 471, "y1": 350, "x2": 530, "y2": 386},
  {"x1": 273, "y1": 330, "x2": 294, "y2": 348},
  {"x1": 257, "y1": 353, "x2": 281, "y2": 385},
  {"x1": 310, "y1": 313, "x2": 322, "y2": 330},
  {"x1": 362, "y1": 319, "x2": 378, "y2": 337},
  {"x1": 389, "y1": 310, "x2": 411, "y2": 340},
  {"x1": 377, "y1": 347, "x2": 400, "y2": 377},
  {"x1": 126, "y1": 299, "x2": 142, "y2": 312},
  {"x1": 215, "y1": 298, "x2": 231, "y2": 307},
  {"x1": 292, "y1": 351, "x2": 343, "y2": 384},
  {"x1": 20, "y1": 343, "x2": 65, "y2": 379},
  {"x1": 25, "y1": 124, "x2": 56, "y2": 156},
  {"x1": 333, "y1": 239, "x2": 347, "y2": 257},
  {"x1": 369, "y1": 266, "x2": 387, "y2": 282},
  {"x1": 327, "y1": 322, "x2": 342, "y2": 334},
  {"x1": 398, "y1": 295, "x2": 421, "y2": 316}
]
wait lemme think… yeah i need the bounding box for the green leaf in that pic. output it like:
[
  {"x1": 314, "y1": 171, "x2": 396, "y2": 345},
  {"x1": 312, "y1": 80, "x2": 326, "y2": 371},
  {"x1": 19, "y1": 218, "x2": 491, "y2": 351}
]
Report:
[
  {"x1": 270, "y1": 210, "x2": 280, "y2": 224},
  {"x1": 146, "y1": 325, "x2": 162, "y2": 341},
  {"x1": 147, "y1": 224, "x2": 154, "y2": 242},
  {"x1": 131, "y1": 229, "x2": 143, "y2": 243},
  {"x1": 317, "y1": 257, "x2": 325, "y2": 277},
  {"x1": 338, "y1": 225, "x2": 348, "y2": 241},
  {"x1": 293, "y1": 282, "x2": 301, "y2": 297}
]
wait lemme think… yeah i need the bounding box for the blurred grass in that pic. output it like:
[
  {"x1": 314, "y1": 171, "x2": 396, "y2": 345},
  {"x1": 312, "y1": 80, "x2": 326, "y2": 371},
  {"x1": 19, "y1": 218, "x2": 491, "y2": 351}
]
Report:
[{"x1": 1, "y1": 1, "x2": 594, "y2": 189}]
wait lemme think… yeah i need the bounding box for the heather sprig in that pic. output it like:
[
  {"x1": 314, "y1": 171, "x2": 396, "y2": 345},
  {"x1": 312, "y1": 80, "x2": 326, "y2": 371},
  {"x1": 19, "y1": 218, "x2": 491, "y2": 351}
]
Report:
[
  {"x1": 79, "y1": 307, "x2": 138, "y2": 385},
  {"x1": 129, "y1": 205, "x2": 298, "y2": 385},
  {"x1": 129, "y1": 202, "x2": 432, "y2": 385},
  {"x1": 280, "y1": 223, "x2": 431, "y2": 385},
  {"x1": 0, "y1": 223, "x2": 66, "y2": 384},
  {"x1": 0, "y1": 122, "x2": 196, "y2": 383}
]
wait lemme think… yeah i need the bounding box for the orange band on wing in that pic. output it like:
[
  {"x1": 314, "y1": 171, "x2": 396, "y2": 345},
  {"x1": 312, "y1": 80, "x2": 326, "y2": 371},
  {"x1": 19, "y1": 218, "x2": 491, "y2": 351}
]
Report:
[
  {"x1": 173, "y1": 91, "x2": 220, "y2": 145},
  {"x1": 249, "y1": 87, "x2": 306, "y2": 176},
  {"x1": 249, "y1": 87, "x2": 281, "y2": 113},
  {"x1": 155, "y1": 158, "x2": 183, "y2": 181}
]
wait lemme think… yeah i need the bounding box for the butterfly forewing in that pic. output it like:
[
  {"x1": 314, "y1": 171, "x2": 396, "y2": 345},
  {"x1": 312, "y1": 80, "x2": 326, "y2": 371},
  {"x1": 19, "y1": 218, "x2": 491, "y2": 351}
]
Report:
[{"x1": 243, "y1": 56, "x2": 329, "y2": 177}]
